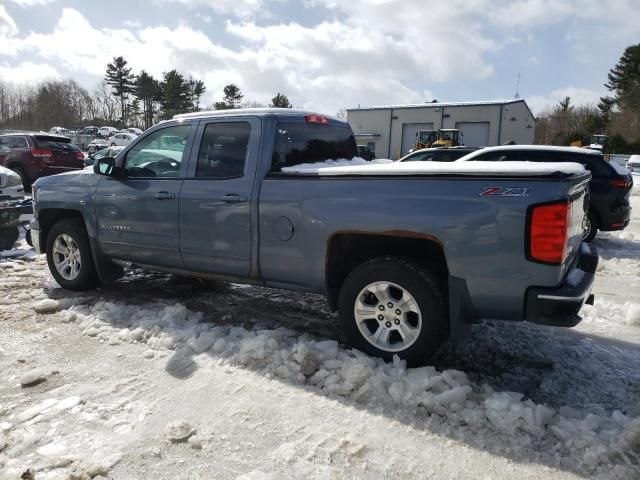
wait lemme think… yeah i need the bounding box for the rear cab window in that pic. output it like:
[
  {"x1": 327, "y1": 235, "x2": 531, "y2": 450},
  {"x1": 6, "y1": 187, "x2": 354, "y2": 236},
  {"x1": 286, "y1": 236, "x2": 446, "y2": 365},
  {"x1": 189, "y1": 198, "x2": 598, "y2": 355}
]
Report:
[
  {"x1": 271, "y1": 121, "x2": 357, "y2": 172},
  {"x1": 34, "y1": 135, "x2": 73, "y2": 150}
]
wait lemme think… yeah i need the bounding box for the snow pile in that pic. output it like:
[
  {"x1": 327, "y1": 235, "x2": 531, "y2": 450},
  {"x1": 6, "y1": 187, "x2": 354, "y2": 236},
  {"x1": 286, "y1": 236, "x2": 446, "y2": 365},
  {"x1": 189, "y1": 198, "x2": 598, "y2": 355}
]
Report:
[
  {"x1": 281, "y1": 158, "x2": 586, "y2": 177},
  {"x1": 583, "y1": 299, "x2": 640, "y2": 327},
  {"x1": 281, "y1": 156, "x2": 393, "y2": 172},
  {"x1": 59, "y1": 300, "x2": 640, "y2": 472}
]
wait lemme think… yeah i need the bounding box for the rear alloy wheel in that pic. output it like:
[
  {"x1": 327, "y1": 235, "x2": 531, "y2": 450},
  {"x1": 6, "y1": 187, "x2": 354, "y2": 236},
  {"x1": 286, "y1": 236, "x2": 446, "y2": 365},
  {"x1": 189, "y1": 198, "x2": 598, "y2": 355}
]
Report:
[
  {"x1": 354, "y1": 281, "x2": 422, "y2": 353},
  {"x1": 338, "y1": 257, "x2": 449, "y2": 366},
  {"x1": 582, "y1": 211, "x2": 597, "y2": 243},
  {"x1": 46, "y1": 219, "x2": 98, "y2": 290}
]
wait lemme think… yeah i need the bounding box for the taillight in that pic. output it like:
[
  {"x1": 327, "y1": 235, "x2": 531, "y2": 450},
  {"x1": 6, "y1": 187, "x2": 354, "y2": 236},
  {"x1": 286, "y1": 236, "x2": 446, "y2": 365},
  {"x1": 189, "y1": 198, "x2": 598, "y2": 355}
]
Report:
[
  {"x1": 31, "y1": 149, "x2": 53, "y2": 158},
  {"x1": 305, "y1": 114, "x2": 328, "y2": 124},
  {"x1": 528, "y1": 201, "x2": 571, "y2": 265},
  {"x1": 75, "y1": 151, "x2": 85, "y2": 160},
  {"x1": 609, "y1": 178, "x2": 631, "y2": 188}
]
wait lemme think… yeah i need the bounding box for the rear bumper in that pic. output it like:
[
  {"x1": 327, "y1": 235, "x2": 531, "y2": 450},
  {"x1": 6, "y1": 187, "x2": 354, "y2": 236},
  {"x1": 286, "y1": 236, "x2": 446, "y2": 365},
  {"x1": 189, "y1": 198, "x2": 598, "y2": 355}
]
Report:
[
  {"x1": 525, "y1": 243, "x2": 598, "y2": 327},
  {"x1": 599, "y1": 205, "x2": 631, "y2": 231}
]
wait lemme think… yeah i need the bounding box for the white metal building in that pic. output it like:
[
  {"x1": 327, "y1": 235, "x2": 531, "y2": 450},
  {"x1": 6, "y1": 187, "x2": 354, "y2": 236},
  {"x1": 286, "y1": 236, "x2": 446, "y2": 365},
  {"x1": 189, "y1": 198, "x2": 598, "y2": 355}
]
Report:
[{"x1": 347, "y1": 99, "x2": 536, "y2": 159}]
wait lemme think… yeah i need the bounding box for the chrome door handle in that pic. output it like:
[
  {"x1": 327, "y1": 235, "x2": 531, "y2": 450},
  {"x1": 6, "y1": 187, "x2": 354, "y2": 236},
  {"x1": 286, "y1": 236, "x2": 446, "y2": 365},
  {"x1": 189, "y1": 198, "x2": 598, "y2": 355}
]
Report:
[
  {"x1": 155, "y1": 191, "x2": 176, "y2": 200},
  {"x1": 221, "y1": 194, "x2": 247, "y2": 203}
]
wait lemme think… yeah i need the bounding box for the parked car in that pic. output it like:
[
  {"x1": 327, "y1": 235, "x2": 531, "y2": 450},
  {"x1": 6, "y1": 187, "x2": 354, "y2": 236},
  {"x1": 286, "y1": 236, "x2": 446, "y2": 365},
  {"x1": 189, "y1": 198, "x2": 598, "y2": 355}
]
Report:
[
  {"x1": 627, "y1": 155, "x2": 640, "y2": 173},
  {"x1": 0, "y1": 164, "x2": 24, "y2": 199},
  {"x1": 398, "y1": 147, "x2": 478, "y2": 162},
  {"x1": 108, "y1": 132, "x2": 137, "y2": 147},
  {"x1": 0, "y1": 133, "x2": 85, "y2": 191},
  {"x1": 49, "y1": 126, "x2": 71, "y2": 136},
  {"x1": 84, "y1": 145, "x2": 125, "y2": 167},
  {"x1": 98, "y1": 126, "x2": 118, "y2": 138},
  {"x1": 87, "y1": 138, "x2": 109, "y2": 154},
  {"x1": 456, "y1": 145, "x2": 633, "y2": 242},
  {"x1": 123, "y1": 127, "x2": 143, "y2": 135},
  {"x1": 357, "y1": 145, "x2": 375, "y2": 160},
  {"x1": 78, "y1": 126, "x2": 99, "y2": 136},
  {"x1": 31, "y1": 109, "x2": 597, "y2": 365}
]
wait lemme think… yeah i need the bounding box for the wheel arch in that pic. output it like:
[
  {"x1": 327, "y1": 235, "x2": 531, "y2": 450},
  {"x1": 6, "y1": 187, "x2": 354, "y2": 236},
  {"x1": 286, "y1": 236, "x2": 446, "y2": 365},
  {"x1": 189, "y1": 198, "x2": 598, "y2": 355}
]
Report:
[
  {"x1": 325, "y1": 232, "x2": 449, "y2": 310},
  {"x1": 326, "y1": 232, "x2": 475, "y2": 343},
  {"x1": 38, "y1": 209, "x2": 123, "y2": 285}
]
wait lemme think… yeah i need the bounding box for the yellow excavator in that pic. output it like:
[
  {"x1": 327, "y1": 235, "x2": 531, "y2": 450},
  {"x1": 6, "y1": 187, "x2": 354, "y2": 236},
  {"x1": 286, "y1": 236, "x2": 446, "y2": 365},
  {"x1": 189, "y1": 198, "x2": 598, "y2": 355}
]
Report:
[
  {"x1": 414, "y1": 129, "x2": 462, "y2": 150},
  {"x1": 414, "y1": 130, "x2": 438, "y2": 150},
  {"x1": 432, "y1": 129, "x2": 462, "y2": 148},
  {"x1": 570, "y1": 134, "x2": 607, "y2": 151}
]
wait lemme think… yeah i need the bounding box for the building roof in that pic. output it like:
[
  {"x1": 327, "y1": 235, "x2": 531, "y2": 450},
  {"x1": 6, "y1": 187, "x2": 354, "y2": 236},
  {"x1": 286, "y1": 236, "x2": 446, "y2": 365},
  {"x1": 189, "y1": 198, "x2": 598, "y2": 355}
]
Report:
[{"x1": 347, "y1": 99, "x2": 532, "y2": 112}]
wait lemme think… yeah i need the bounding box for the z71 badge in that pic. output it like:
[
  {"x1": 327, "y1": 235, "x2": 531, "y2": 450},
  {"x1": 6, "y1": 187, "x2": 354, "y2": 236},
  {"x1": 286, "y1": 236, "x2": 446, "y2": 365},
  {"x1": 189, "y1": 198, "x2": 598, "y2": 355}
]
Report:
[{"x1": 480, "y1": 186, "x2": 532, "y2": 197}]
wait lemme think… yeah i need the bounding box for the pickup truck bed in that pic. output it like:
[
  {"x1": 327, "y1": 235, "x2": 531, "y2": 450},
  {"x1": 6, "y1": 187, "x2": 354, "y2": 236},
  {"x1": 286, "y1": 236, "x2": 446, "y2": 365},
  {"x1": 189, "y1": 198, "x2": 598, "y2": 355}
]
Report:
[{"x1": 30, "y1": 109, "x2": 598, "y2": 365}]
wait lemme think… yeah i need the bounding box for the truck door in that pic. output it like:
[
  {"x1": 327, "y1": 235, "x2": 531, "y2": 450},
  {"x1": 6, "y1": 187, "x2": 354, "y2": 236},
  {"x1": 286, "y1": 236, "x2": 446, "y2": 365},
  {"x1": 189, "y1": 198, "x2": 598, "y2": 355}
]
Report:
[
  {"x1": 179, "y1": 118, "x2": 261, "y2": 277},
  {"x1": 94, "y1": 123, "x2": 195, "y2": 268}
]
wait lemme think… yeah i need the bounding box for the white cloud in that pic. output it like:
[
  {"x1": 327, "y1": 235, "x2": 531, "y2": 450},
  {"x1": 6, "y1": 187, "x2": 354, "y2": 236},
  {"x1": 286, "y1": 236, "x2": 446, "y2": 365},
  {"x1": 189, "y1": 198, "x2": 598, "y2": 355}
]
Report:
[
  {"x1": 0, "y1": 6, "x2": 18, "y2": 37},
  {"x1": 0, "y1": 61, "x2": 60, "y2": 83},
  {"x1": 5, "y1": 0, "x2": 55, "y2": 6},
  {"x1": 526, "y1": 86, "x2": 603, "y2": 115},
  {"x1": 154, "y1": 0, "x2": 263, "y2": 18}
]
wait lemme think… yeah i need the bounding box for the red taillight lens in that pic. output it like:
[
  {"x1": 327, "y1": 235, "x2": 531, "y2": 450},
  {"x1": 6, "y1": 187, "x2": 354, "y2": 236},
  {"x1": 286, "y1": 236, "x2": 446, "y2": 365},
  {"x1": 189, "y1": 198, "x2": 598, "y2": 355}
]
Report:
[
  {"x1": 609, "y1": 178, "x2": 631, "y2": 188},
  {"x1": 31, "y1": 149, "x2": 53, "y2": 158},
  {"x1": 529, "y1": 201, "x2": 571, "y2": 265},
  {"x1": 75, "y1": 151, "x2": 85, "y2": 160},
  {"x1": 305, "y1": 114, "x2": 328, "y2": 124}
]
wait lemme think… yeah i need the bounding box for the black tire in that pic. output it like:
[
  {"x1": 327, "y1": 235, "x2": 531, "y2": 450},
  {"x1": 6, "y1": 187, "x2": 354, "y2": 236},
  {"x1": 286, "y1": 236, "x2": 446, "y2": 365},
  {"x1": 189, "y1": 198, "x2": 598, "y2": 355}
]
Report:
[
  {"x1": 338, "y1": 256, "x2": 449, "y2": 366},
  {"x1": 11, "y1": 165, "x2": 31, "y2": 193},
  {"x1": 110, "y1": 142, "x2": 116, "y2": 147},
  {"x1": 46, "y1": 219, "x2": 98, "y2": 290},
  {"x1": 0, "y1": 228, "x2": 19, "y2": 251},
  {"x1": 583, "y1": 210, "x2": 598, "y2": 243}
]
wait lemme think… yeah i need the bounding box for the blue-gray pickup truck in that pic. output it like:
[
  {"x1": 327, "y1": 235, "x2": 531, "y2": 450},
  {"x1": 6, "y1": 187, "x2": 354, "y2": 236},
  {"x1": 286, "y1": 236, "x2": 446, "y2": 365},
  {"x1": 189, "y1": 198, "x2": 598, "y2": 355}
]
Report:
[{"x1": 30, "y1": 109, "x2": 598, "y2": 365}]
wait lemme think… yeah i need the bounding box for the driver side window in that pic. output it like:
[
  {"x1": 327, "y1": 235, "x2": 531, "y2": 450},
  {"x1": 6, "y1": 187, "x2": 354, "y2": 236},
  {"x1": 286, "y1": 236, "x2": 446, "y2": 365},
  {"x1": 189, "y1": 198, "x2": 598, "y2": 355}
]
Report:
[{"x1": 124, "y1": 125, "x2": 191, "y2": 178}]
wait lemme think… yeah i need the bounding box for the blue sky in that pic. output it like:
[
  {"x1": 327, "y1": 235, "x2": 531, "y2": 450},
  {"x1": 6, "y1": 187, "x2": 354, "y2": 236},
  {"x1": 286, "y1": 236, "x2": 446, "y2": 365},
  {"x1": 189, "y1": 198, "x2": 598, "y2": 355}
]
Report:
[{"x1": 0, "y1": 0, "x2": 638, "y2": 115}]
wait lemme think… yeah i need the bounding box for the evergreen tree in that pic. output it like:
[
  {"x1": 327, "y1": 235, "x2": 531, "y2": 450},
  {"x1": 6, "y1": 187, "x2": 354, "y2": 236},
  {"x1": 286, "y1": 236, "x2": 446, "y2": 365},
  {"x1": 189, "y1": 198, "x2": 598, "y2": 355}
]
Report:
[
  {"x1": 214, "y1": 84, "x2": 243, "y2": 110},
  {"x1": 105, "y1": 56, "x2": 136, "y2": 125},
  {"x1": 187, "y1": 77, "x2": 206, "y2": 111},
  {"x1": 134, "y1": 70, "x2": 161, "y2": 129},
  {"x1": 270, "y1": 92, "x2": 292, "y2": 108},
  {"x1": 159, "y1": 70, "x2": 190, "y2": 119},
  {"x1": 597, "y1": 96, "x2": 615, "y2": 129},
  {"x1": 605, "y1": 44, "x2": 640, "y2": 112}
]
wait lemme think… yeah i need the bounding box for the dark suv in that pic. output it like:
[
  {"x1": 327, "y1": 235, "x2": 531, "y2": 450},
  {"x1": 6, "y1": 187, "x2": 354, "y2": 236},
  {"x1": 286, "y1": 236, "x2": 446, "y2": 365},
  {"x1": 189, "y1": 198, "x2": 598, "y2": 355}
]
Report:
[
  {"x1": 457, "y1": 146, "x2": 633, "y2": 241},
  {"x1": 0, "y1": 133, "x2": 85, "y2": 191}
]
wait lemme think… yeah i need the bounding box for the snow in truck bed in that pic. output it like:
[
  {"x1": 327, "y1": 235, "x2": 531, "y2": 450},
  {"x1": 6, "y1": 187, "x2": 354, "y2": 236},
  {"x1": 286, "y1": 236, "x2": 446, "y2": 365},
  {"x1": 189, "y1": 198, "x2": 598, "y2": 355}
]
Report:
[{"x1": 281, "y1": 157, "x2": 586, "y2": 176}]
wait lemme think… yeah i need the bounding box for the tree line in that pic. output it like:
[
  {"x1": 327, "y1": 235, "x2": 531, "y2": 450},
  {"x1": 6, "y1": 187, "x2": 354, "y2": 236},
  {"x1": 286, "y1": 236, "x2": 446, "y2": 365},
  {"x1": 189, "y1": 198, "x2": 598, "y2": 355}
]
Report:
[
  {"x1": 0, "y1": 55, "x2": 293, "y2": 132},
  {"x1": 534, "y1": 43, "x2": 640, "y2": 153}
]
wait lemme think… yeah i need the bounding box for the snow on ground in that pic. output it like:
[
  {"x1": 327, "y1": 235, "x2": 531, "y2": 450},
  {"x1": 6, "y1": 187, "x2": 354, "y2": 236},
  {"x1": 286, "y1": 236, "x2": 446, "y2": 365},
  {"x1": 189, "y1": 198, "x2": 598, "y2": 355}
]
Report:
[{"x1": 0, "y1": 178, "x2": 638, "y2": 479}]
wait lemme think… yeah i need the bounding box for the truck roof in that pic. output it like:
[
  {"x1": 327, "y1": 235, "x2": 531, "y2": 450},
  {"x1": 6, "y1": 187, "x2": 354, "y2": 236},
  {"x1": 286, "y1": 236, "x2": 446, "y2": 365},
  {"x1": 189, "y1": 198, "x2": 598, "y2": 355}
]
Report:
[{"x1": 173, "y1": 108, "x2": 343, "y2": 122}]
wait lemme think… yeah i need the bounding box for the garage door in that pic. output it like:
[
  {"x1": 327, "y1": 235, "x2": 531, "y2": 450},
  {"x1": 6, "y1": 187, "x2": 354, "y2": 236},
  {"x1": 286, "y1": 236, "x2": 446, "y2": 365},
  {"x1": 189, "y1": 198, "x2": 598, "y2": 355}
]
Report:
[
  {"x1": 456, "y1": 122, "x2": 490, "y2": 147},
  {"x1": 401, "y1": 123, "x2": 434, "y2": 157}
]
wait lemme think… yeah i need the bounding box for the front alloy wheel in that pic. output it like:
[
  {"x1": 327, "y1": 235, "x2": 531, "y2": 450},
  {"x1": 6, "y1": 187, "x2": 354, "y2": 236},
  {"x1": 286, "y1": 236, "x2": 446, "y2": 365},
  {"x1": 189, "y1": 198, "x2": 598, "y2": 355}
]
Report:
[
  {"x1": 45, "y1": 219, "x2": 98, "y2": 290},
  {"x1": 52, "y1": 234, "x2": 82, "y2": 281}
]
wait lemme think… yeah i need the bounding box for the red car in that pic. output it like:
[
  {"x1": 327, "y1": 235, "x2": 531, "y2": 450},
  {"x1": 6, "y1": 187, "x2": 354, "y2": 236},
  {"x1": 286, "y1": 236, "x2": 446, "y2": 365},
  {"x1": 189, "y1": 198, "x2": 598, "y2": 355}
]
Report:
[{"x1": 0, "y1": 133, "x2": 85, "y2": 192}]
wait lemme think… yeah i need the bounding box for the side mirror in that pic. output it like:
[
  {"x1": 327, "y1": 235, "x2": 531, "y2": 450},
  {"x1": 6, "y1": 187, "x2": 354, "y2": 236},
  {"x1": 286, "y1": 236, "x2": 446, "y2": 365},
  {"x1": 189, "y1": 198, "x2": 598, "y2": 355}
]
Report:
[{"x1": 94, "y1": 157, "x2": 117, "y2": 176}]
